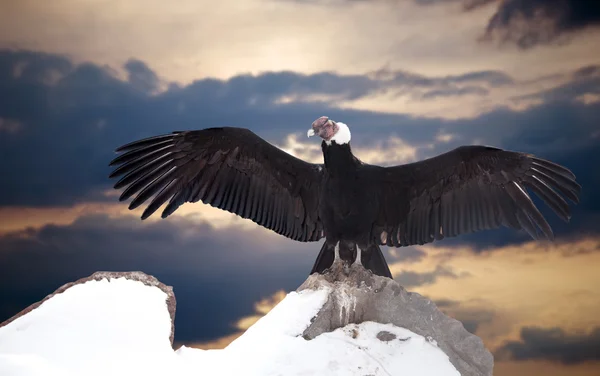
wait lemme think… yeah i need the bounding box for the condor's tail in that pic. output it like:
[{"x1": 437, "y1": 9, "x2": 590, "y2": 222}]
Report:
[
  {"x1": 310, "y1": 242, "x2": 393, "y2": 279},
  {"x1": 364, "y1": 244, "x2": 393, "y2": 279},
  {"x1": 310, "y1": 242, "x2": 335, "y2": 275}
]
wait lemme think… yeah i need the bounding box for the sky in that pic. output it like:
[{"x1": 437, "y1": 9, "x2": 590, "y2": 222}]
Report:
[{"x1": 0, "y1": 0, "x2": 599, "y2": 374}]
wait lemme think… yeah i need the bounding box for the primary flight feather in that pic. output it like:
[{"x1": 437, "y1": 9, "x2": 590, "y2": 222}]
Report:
[{"x1": 108, "y1": 116, "x2": 581, "y2": 279}]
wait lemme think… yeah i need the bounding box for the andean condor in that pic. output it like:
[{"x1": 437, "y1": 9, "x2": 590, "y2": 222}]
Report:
[{"x1": 108, "y1": 116, "x2": 581, "y2": 279}]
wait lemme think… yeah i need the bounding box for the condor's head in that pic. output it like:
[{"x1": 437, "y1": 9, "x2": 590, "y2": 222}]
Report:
[{"x1": 307, "y1": 116, "x2": 351, "y2": 145}]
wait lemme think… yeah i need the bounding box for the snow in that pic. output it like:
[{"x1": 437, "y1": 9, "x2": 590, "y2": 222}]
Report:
[
  {"x1": 0, "y1": 277, "x2": 177, "y2": 376},
  {"x1": 0, "y1": 276, "x2": 460, "y2": 376}
]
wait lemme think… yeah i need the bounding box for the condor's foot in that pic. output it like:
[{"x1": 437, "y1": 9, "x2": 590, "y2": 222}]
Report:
[
  {"x1": 327, "y1": 260, "x2": 350, "y2": 276},
  {"x1": 326, "y1": 243, "x2": 351, "y2": 277},
  {"x1": 349, "y1": 245, "x2": 371, "y2": 274}
]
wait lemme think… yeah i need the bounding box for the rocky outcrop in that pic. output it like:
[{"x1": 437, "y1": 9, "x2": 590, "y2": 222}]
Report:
[
  {"x1": 299, "y1": 264, "x2": 494, "y2": 376},
  {"x1": 1, "y1": 268, "x2": 493, "y2": 375},
  {"x1": 0, "y1": 271, "x2": 177, "y2": 345}
]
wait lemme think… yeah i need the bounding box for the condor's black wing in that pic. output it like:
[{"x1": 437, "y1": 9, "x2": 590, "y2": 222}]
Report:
[
  {"x1": 375, "y1": 145, "x2": 581, "y2": 247},
  {"x1": 109, "y1": 127, "x2": 325, "y2": 242}
]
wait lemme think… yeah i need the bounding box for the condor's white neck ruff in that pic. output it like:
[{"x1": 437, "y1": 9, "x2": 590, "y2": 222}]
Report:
[{"x1": 326, "y1": 122, "x2": 351, "y2": 145}]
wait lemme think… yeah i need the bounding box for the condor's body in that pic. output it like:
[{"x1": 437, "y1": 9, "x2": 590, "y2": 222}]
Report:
[{"x1": 316, "y1": 140, "x2": 392, "y2": 275}]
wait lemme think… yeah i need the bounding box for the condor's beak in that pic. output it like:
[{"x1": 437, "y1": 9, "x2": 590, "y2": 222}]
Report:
[{"x1": 307, "y1": 129, "x2": 315, "y2": 137}]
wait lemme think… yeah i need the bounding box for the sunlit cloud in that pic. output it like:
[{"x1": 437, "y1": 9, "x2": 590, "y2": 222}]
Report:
[
  {"x1": 0, "y1": 203, "x2": 124, "y2": 235},
  {"x1": 233, "y1": 290, "x2": 287, "y2": 330},
  {"x1": 337, "y1": 66, "x2": 593, "y2": 118},
  {"x1": 388, "y1": 236, "x2": 600, "y2": 351},
  {"x1": 576, "y1": 93, "x2": 600, "y2": 105},
  {"x1": 277, "y1": 132, "x2": 419, "y2": 165},
  {"x1": 269, "y1": 64, "x2": 600, "y2": 119},
  {"x1": 2, "y1": 0, "x2": 599, "y2": 89},
  {"x1": 435, "y1": 131, "x2": 455, "y2": 143},
  {"x1": 0, "y1": 201, "x2": 259, "y2": 236}
]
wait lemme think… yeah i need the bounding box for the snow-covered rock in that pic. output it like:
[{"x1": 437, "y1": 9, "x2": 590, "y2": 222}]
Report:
[
  {"x1": 299, "y1": 265, "x2": 494, "y2": 376},
  {"x1": 0, "y1": 271, "x2": 178, "y2": 376},
  {"x1": 0, "y1": 268, "x2": 493, "y2": 376}
]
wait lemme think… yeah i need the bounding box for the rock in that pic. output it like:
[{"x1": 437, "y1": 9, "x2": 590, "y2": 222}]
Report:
[
  {"x1": 0, "y1": 271, "x2": 177, "y2": 345},
  {"x1": 0, "y1": 267, "x2": 493, "y2": 376},
  {"x1": 298, "y1": 264, "x2": 494, "y2": 376}
]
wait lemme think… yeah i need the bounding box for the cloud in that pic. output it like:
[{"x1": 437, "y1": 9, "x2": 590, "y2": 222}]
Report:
[
  {"x1": 394, "y1": 236, "x2": 600, "y2": 354},
  {"x1": 432, "y1": 298, "x2": 497, "y2": 334},
  {"x1": 461, "y1": 0, "x2": 495, "y2": 11},
  {"x1": 387, "y1": 247, "x2": 427, "y2": 263},
  {"x1": 1, "y1": 48, "x2": 599, "y2": 251},
  {"x1": 286, "y1": 0, "x2": 492, "y2": 10},
  {"x1": 394, "y1": 265, "x2": 471, "y2": 287},
  {"x1": 299, "y1": 0, "x2": 600, "y2": 50},
  {"x1": 480, "y1": 0, "x2": 600, "y2": 49},
  {"x1": 278, "y1": 133, "x2": 420, "y2": 165},
  {"x1": 368, "y1": 66, "x2": 515, "y2": 87},
  {"x1": 420, "y1": 85, "x2": 489, "y2": 99},
  {"x1": 4, "y1": 0, "x2": 600, "y2": 97},
  {"x1": 365, "y1": 65, "x2": 515, "y2": 101},
  {"x1": 0, "y1": 213, "x2": 317, "y2": 343},
  {"x1": 412, "y1": 0, "x2": 600, "y2": 50},
  {"x1": 124, "y1": 58, "x2": 160, "y2": 93},
  {"x1": 180, "y1": 289, "x2": 288, "y2": 349},
  {"x1": 513, "y1": 65, "x2": 600, "y2": 104},
  {"x1": 496, "y1": 326, "x2": 600, "y2": 364}
]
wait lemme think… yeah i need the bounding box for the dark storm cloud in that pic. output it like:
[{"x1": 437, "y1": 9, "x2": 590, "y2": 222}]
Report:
[
  {"x1": 394, "y1": 265, "x2": 470, "y2": 287},
  {"x1": 495, "y1": 326, "x2": 600, "y2": 364},
  {"x1": 0, "y1": 49, "x2": 72, "y2": 85},
  {"x1": 431, "y1": 298, "x2": 497, "y2": 334},
  {"x1": 573, "y1": 65, "x2": 600, "y2": 79},
  {"x1": 0, "y1": 48, "x2": 495, "y2": 207},
  {"x1": 369, "y1": 66, "x2": 514, "y2": 89},
  {"x1": 124, "y1": 59, "x2": 160, "y2": 93},
  {"x1": 0, "y1": 214, "x2": 317, "y2": 343},
  {"x1": 480, "y1": 0, "x2": 600, "y2": 49},
  {"x1": 0, "y1": 48, "x2": 599, "y2": 252},
  {"x1": 410, "y1": 0, "x2": 600, "y2": 48},
  {"x1": 514, "y1": 66, "x2": 600, "y2": 104}
]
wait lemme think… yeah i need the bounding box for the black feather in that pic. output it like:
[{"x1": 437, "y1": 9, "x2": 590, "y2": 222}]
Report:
[
  {"x1": 114, "y1": 154, "x2": 173, "y2": 190},
  {"x1": 115, "y1": 134, "x2": 175, "y2": 153},
  {"x1": 110, "y1": 140, "x2": 173, "y2": 166},
  {"x1": 119, "y1": 163, "x2": 175, "y2": 202}
]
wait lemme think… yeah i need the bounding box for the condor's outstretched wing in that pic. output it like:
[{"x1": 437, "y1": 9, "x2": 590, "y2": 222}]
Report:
[
  {"x1": 375, "y1": 145, "x2": 581, "y2": 247},
  {"x1": 109, "y1": 127, "x2": 325, "y2": 242}
]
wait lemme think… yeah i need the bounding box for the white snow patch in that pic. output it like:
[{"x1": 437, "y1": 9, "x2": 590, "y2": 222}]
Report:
[
  {"x1": 0, "y1": 277, "x2": 177, "y2": 376},
  {"x1": 0, "y1": 277, "x2": 459, "y2": 376}
]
